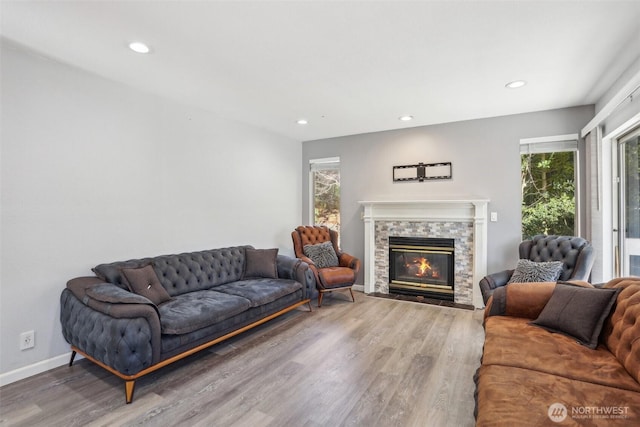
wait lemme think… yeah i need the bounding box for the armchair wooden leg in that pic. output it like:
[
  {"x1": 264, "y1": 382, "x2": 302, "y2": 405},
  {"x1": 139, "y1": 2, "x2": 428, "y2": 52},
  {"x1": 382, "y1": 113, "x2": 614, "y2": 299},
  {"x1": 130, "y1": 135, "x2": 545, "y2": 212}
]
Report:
[
  {"x1": 69, "y1": 350, "x2": 77, "y2": 367},
  {"x1": 125, "y1": 380, "x2": 136, "y2": 404},
  {"x1": 349, "y1": 288, "x2": 355, "y2": 303},
  {"x1": 318, "y1": 291, "x2": 324, "y2": 307}
]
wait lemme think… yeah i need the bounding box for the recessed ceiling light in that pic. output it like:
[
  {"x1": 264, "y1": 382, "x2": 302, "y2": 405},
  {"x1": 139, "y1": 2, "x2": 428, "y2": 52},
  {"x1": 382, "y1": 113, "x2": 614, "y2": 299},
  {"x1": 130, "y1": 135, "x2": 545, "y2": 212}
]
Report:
[
  {"x1": 296, "y1": 119, "x2": 308, "y2": 125},
  {"x1": 399, "y1": 115, "x2": 413, "y2": 121},
  {"x1": 128, "y1": 42, "x2": 150, "y2": 54},
  {"x1": 505, "y1": 80, "x2": 527, "y2": 89}
]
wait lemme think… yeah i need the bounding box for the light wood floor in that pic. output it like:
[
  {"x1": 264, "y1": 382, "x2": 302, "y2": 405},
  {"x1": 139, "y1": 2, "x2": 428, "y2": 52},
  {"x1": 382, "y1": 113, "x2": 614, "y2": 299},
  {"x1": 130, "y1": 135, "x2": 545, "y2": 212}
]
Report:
[{"x1": 0, "y1": 293, "x2": 485, "y2": 427}]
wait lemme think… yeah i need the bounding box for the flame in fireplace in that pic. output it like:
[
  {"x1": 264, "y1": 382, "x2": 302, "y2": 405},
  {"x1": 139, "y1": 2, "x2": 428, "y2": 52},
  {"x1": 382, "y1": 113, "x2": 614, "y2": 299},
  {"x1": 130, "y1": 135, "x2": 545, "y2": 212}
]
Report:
[{"x1": 418, "y1": 257, "x2": 431, "y2": 276}]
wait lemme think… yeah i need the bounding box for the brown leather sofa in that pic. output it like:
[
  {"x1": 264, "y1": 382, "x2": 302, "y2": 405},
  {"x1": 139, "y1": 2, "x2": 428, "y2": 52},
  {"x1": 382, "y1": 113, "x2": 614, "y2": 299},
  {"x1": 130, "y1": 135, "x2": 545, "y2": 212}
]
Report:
[{"x1": 475, "y1": 277, "x2": 640, "y2": 426}]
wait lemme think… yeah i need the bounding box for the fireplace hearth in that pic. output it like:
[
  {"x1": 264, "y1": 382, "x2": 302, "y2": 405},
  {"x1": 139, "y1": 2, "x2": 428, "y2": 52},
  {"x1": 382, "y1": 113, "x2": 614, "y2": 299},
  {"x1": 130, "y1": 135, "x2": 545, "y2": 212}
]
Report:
[{"x1": 388, "y1": 236, "x2": 454, "y2": 301}]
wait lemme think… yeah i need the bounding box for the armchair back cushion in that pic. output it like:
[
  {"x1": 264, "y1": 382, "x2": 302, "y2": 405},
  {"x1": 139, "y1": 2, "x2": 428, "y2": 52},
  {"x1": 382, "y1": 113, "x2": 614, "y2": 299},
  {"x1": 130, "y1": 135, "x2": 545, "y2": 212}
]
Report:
[
  {"x1": 292, "y1": 226, "x2": 339, "y2": 254},
  {"x1": 519, "y1": 235, "x2": 594, "y2": 281}
]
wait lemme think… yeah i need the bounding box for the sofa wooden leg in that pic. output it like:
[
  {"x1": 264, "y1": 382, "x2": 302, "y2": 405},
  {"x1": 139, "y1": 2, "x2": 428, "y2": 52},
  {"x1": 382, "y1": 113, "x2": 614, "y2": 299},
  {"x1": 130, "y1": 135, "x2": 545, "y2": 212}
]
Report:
[
  {"x1": 69, "y1": 350, "x2": 77, "y2": 367},
  {"x1": 349, "y1": 288, "x2": 355, "y2": 303},
  {"x1": 306, "y1": 301, "x2": 313, "y2": 312},
  {"x1": 125, "y1": 380, "x2": 136, "y2": 404}
]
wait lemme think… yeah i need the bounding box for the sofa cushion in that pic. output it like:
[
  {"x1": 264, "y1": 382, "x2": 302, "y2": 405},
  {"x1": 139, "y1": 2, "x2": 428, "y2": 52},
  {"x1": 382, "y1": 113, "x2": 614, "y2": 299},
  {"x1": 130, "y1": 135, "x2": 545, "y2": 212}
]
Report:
[
  {"x1": 507, "y1": 259, "x2": 563, "y2": 284},
  {"x1": 214, "y1": 279, "x2": 302, "y2": 308},
  {"x1": 120, "y1": 265, "x2": 172, "y2": 306},
  {"x1": 244, "y1": 248, "x2": 278, "y2": 279},
  {"x1": 530, "y1": 283, "x2": 620, "y2": 349},
  {"x1": 158, "y1": 290, "x2": 251, "y2": 335},
  {"x1": 475, "y1": 364, "x2": 640, "y2": 427},
  {"x1": 482, "y1": 316, "x2": 640, "y2": 392},
  {"x1": 318, "y1": 267, "x2": 356, "y2": 288},
  {"x1": 303, "y1": 241, "x2": 339, "y2": 268}
]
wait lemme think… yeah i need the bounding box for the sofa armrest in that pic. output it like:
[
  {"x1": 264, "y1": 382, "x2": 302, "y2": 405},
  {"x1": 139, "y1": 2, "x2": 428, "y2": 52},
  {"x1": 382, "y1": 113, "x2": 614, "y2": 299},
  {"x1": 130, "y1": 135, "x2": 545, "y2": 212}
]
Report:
[
  {"x1": 277, "y1": 255, "x2": 317, "y2": 300},
  {"x1": 485, "y1": 282, "x2": 557, "y2": 320},
  {"x1": 60, "y1": 278, "x2": 162, "y2": 374}
]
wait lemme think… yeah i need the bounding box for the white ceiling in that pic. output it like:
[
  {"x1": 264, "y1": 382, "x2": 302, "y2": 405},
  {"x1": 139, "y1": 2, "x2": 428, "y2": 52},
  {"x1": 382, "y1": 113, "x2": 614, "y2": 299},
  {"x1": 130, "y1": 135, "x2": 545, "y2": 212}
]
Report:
[{"x1": 2, "y1": 1, "x2": 640, "y2": 141}]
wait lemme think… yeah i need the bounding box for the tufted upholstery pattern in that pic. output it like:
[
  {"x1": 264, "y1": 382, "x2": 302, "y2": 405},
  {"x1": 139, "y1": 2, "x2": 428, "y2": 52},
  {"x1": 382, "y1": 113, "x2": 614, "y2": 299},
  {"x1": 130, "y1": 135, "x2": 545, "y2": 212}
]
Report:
[
  {"x1": 477, "y1": 277, "x2": 640, "y2": 424},
  {"x1": 94, "y1": 246, "x2": 248, "y2": 297},
  {"x1": 292, "y1": 225, "x2": 360, "y2": 306},
  {"x1": 479, "y1": 235, "x2": 594, "y2": 305},
  {"x1": 61, "y1": 246, "x2": 315, "y2": 402},
  {"x1": 603, "y1": 277, "x2": 640, "y2": 384},
  {"x1": 60, "y1": 288, "x2": 159, "y2": 374},
  {"x1": 520, "y1": 235, "x2": 593, "y2": 281}
]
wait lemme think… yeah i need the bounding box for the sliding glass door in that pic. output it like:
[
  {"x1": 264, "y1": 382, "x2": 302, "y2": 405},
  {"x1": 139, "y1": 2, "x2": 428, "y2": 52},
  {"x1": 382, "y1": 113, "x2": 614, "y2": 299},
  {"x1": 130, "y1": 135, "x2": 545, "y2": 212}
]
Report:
[{"x1": 617, "y1": 128, "x2": 640, "y2": 276}]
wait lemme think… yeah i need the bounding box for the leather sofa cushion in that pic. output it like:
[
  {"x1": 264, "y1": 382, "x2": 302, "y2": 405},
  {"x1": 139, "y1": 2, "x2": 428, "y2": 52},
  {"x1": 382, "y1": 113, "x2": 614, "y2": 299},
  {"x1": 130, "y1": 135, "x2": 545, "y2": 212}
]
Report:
[
  {"x1": 214, "y1": 279, "x2": 302, "y2": 308},
  {"x1": 475, "y1": 364, "x2": 640, "y2": 427},
  {"x1": 158, "y1": 290, "x2": 251, "y2": 335},
  {"x1": 483, "y1": 316, "x2": 640, "y2": 393}
]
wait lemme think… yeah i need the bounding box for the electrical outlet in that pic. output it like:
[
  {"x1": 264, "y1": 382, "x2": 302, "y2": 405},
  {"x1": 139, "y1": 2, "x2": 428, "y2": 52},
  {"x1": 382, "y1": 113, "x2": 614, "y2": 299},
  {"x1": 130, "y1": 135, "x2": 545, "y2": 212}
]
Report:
[{"x1": 20, "y1": 330, "x2": 35, "y2": 350}]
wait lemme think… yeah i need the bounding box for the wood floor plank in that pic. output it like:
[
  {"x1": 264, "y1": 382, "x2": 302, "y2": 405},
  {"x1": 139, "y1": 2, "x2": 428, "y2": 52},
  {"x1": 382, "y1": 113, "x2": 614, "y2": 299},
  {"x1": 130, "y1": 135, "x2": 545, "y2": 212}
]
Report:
[{"x1": 0, "y1": 294, "x2": 484, "y2": 426}]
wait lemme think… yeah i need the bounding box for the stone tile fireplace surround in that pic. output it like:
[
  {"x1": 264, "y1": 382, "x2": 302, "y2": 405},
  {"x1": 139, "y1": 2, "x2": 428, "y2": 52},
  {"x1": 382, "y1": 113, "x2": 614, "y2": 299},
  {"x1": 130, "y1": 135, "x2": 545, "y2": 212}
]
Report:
[{"x1": 359, "y1": 199, "x2": 489, "y2": 308}]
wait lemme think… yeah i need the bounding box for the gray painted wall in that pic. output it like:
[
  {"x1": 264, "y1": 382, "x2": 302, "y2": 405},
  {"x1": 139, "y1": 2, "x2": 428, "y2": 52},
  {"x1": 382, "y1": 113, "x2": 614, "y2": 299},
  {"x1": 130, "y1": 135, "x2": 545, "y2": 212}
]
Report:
[
  {"x1": 1, "y1": 41, "x2": 302, "y2": 379},
  {"x1": 302, "y1": 106, "x2": 595, "y2": 284}
]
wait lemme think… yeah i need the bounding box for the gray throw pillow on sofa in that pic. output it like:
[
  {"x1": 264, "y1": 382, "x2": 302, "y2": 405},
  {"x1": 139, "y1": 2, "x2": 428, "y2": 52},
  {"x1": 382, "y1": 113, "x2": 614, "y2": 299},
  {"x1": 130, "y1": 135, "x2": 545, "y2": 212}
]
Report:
[
  {"x1": 120, "y1": 264, "x2": 172, "y2": 305},
  {"x1": 303, "y1": 241, "x2": 339, "y2": 268},
  {"x1": 244, "y1": 248, "x2": 278, "y2": 279},
  {"x1": 530, "y1": 283, "x2": 620, "y2": 349},
  {"x1": 507, "y1": 259, "x2": 564, "y2": 284}
]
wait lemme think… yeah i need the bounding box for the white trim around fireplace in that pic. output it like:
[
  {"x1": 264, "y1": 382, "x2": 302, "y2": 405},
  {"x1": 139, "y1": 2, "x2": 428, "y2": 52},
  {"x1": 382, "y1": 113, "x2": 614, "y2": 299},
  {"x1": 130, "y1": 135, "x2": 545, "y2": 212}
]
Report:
[{"x1": 359, "y1": 199, "x2": 489, "y2": 308}]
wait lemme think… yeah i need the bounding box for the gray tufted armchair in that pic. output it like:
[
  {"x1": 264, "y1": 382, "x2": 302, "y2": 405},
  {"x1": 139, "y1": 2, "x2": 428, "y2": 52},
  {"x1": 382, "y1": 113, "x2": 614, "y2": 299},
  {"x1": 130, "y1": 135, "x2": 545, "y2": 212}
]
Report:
[{"x1": 479, "y1": 235, "x2": 595, "y2": 305}]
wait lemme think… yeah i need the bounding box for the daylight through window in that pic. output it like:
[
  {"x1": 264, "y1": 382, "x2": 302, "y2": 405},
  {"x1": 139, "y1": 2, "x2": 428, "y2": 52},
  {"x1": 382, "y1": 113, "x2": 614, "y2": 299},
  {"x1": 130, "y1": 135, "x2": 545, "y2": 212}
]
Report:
[
  {"x1": 520, "y1": 137, "x2": 578, "y2": 239},
  {"x1": 310, "y1": 157, "x2": 341, "y2": 235}
]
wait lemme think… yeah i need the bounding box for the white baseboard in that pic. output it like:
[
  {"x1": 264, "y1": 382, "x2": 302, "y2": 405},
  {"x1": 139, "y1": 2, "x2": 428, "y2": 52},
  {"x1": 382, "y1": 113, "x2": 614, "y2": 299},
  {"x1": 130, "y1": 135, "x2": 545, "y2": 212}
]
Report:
[
  {"x1": 0, "y1": 352, "x2": 82, "y2": 387},
  {"x1": 353, "y1": 284, "x2": 364, "y2": 293}
]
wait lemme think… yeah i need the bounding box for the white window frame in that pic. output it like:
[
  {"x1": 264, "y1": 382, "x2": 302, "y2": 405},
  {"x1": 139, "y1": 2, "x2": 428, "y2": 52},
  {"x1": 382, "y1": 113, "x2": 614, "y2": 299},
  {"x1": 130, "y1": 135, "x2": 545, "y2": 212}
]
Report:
[
  {"x1": 308, "y1": 157, "x2": 340, "y2": 226},
  {"x1": 519, "y1": 134, "x2": 581, "y2": 237}
]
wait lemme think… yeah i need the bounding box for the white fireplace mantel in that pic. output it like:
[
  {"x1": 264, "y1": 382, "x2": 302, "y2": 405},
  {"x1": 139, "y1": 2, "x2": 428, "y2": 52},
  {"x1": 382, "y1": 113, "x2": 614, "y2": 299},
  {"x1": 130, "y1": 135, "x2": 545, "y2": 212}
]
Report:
[{"x1": 359, "y1": 198, "x2": 489, "y2": 308}]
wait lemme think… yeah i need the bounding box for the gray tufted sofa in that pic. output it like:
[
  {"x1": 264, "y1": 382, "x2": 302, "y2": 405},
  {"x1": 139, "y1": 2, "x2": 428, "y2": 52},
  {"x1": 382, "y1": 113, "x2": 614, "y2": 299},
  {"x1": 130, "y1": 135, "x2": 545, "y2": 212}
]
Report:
[
  {"x1": 479, "y1": 235, "x2": 595, "y2": 305},
  {"x1": 60, "y1": 246, "x2": 315, "y2": 403}
]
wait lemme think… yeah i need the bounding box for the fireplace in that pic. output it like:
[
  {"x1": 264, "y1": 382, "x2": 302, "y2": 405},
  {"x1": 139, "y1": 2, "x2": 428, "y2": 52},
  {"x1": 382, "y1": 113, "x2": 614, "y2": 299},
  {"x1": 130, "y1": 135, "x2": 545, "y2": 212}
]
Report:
[{"x1": 388, "y1": 236, "x2": 455, "y2": 301}]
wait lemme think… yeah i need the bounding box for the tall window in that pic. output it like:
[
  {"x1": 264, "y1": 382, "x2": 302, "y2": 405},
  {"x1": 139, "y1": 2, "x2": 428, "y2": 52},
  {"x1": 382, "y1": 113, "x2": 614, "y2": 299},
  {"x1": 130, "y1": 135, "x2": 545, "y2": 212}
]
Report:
[
  {"x1": 310, "y1": 157, "x2": 341, "y2": 234},
  {"x1": 520, "y1": 136, "x2": 578, "y2": 239},
  {"x1": 616, "y1": 127, "x2": 640, "y2": 277}
]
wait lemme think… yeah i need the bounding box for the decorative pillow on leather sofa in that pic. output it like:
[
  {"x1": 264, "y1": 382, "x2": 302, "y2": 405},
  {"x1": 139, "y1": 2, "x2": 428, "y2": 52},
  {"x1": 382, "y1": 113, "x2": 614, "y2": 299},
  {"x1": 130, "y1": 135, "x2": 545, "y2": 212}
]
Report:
[
  {"x1": 530, "y1": 283, "x2": 621, "y2": 349},
  {"x1": 507, "y1": 259, "x2": 563, "y2": 284},
  {"x1": 120, "y1": 264, "x2": 172, "y2": 305},
  {"x1": 303, "y1": 241, "x2": 339, "y2": 268},
  {"x1": 244, "y1": 248, "x2": 279, "y2": 279}
]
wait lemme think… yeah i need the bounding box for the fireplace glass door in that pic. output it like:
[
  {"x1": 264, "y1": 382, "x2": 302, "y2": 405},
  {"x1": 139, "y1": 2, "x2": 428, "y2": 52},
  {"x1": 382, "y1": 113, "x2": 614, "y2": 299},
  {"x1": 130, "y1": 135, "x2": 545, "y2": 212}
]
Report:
[{"x1": 388, "y1": 237, "x2": 454, "y2": 300}]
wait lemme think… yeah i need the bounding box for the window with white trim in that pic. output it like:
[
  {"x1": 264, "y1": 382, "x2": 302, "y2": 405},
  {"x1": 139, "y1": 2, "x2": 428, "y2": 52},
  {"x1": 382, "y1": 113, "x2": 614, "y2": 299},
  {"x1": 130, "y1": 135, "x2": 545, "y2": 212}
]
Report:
[{"x1": 309, "y1": 157, "x2": 341, "y2": 235}]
